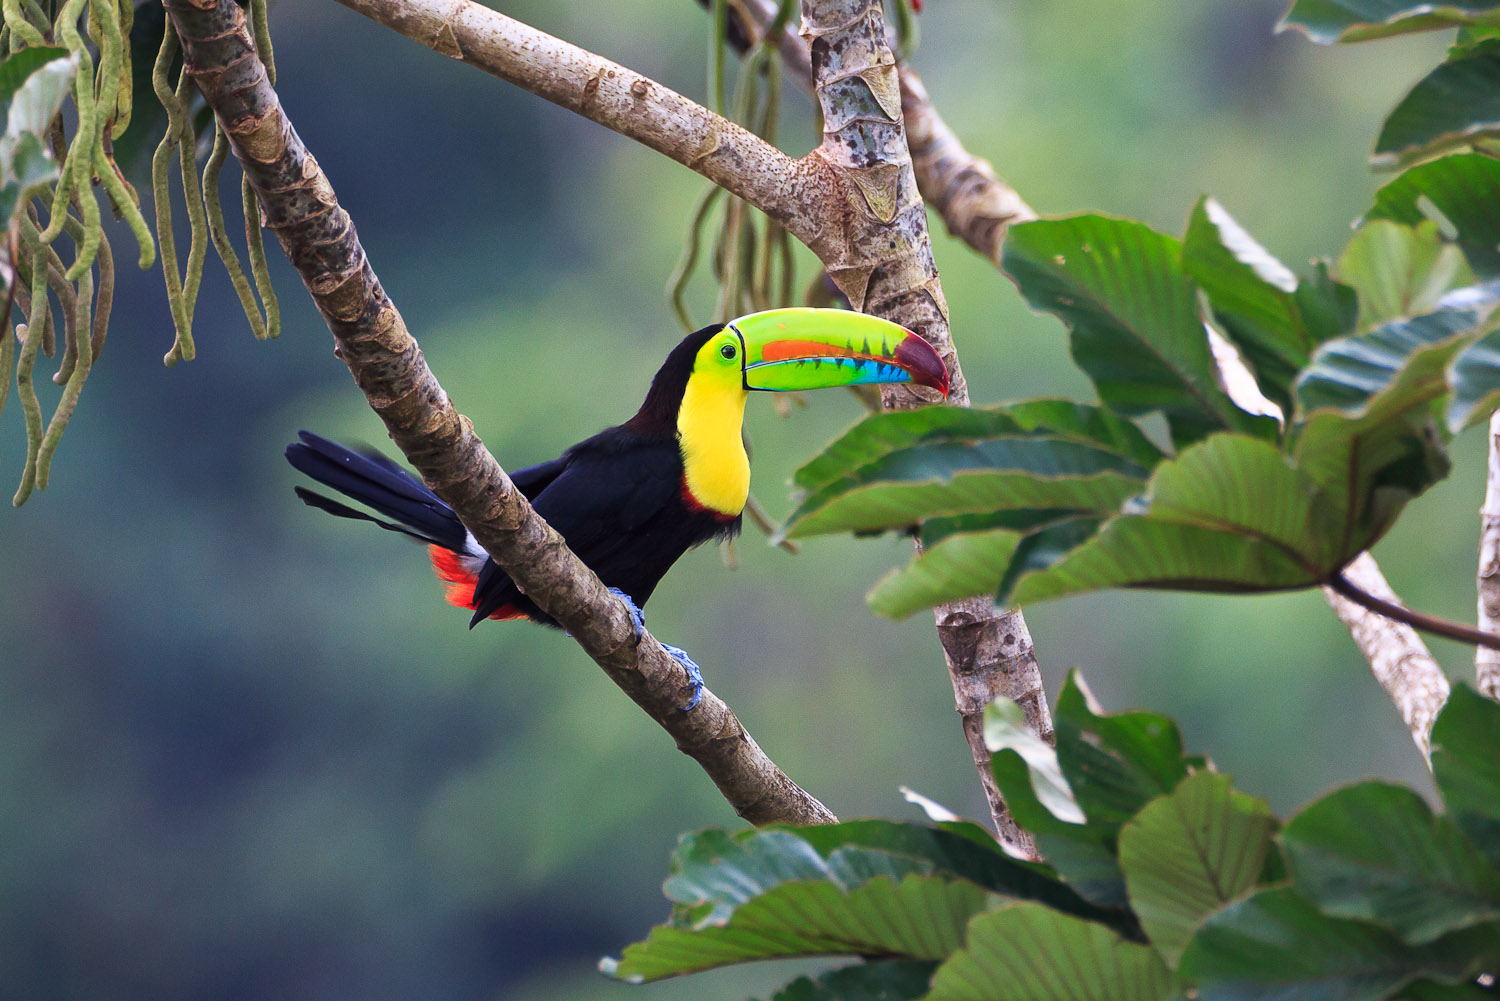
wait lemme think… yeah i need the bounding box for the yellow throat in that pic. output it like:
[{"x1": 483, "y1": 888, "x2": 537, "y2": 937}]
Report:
[{"x1": 677, "y1": 371, "x2": 750, "y2": 517}]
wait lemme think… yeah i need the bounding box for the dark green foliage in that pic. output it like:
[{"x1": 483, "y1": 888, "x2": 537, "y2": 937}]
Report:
[{"x1": 612, "y1": 685, "x2": 1500, "y2": 1001}]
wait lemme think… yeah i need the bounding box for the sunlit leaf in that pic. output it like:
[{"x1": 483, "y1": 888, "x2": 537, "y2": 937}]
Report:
[
  {"x1": 1375, "y1": 46, "x2": 1500, "y2": 168},
  {"x1": 1119, "y1": 773, "x2": 1278, "y2": 967},
  {"x1": 1280, "y1": 0, "x2": 1500, "y2": 44},
  {"x1": 1004, "y1": 215, "x2": 1276, "y2": 447},
  {"x1": 605, "y1": 875, "x2": 987, "y2": 981},
  {"x1": 1179, "y1": 887, "x2": 1487, "y2": 1001},
  {"x1": 924, "y1": 903, "x2": 1179, "y2": 1001},
  {"x1": 1184, "y1": 196, "x2": 1340, "y2": 412},
  {"x1": 756, "y1": 960, "x2": 938, "y2": 1001},
  {"x1": 1282, "y1": 781, "x2": 1500, "y2": 944},
  {"x1": 1336, "y1": 221, "x2": 1474, "y2": 327},
  {"x1": 1008, "y1": 434, "x2": 1341, "y2": 606},
  {"x1": 1366, "y1": 153, "x2": 1500, "y2": 279},
  {"x1": 1430, "y1": 686, "x2": 1500, "y2": 869},
  {"x1": 1448, "y1": 327, "x2": 1500, "y2": 430}
]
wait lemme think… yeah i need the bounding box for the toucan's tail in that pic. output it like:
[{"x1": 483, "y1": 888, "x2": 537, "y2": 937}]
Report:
[{"x1": 284, "y1": 431, "x2": 470, "y2": 552}]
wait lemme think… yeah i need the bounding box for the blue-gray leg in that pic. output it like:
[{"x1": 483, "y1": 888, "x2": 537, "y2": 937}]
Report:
[{"x1": 609, "y1": 587, "x2": 703, "y2": 711}]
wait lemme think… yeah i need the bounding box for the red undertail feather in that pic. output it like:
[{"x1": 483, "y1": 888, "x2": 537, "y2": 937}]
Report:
[{"x1": 427, "y1": 546, "x2": 524, "y2": 621}]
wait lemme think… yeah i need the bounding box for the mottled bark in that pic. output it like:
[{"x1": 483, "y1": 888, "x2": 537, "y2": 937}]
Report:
[
  {"x1": 800, "y1": 0, "x2": 1042, "y2": 854},
  {"x1": 1323, "y1": 553, "x2": 1450, "y2": 757},
  {"x1": 1477, "y1": 412, "x2": 1500, "y2": 701},
  {"x1": 163, "y1": 0, "x2": 833, "y2": 827}
]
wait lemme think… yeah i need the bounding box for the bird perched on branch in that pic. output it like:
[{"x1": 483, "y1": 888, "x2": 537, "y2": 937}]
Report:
[{"x1": 286, "y1": 307, "x2": 948, "y2": 707}]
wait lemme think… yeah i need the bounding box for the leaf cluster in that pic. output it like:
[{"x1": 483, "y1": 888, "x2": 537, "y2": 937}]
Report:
[{"x1": 606, "y1": 680, "x2": 1500, "y2": 1001}]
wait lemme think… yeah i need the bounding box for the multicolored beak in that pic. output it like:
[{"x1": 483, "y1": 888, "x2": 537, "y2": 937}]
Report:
[{"x1": 726, "y1": 308, "x2": 950, "y2": 398}]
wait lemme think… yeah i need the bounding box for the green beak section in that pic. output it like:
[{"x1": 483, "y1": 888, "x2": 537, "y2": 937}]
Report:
[{"x1": 728, "y1": 308, "x2": 950, "y2": 397}]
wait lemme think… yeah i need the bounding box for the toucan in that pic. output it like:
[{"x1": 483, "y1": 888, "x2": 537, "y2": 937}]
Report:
[{"x1": 286, "y1": 307, "x2": 948, "y2": 706}]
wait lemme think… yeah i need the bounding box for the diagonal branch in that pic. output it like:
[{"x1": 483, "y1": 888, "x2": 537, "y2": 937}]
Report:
[{"x1": 162, "y1": 0, "x2": 833, "y2": 828}]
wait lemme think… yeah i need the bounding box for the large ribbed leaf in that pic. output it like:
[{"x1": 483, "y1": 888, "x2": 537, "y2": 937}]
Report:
[
  {"x1": 1366, "y1": 153, "x2": 1500, "y2": 279},
  {"x1": 1004, "y1": 215, "x2": 1276, "y2": 447},
  {"x1": 988, "y1": 674, "x2": 1195, "y2": 911},
  {"x1": 923, "y1": 904, "x2": 1179, "y2": 1001},
  {"x1": 1336, "y1": 221, "x2": 1473, "y2": 327},
  {"x1": 1448, "y1": 328, "x2": 1500, "y2": 431},
  {"x1": 1293, "y1": 301, "x2": 1492, "y2": 547},
  {"x1": 793, "y1": 403, "x2": 1163, "y2": 497},
  {"x1": 1183, "y1": 197, "x2": 1349, "y2": 412},
  {"x1": 868, "y1": 512, "x2": 1101, "y2": 619},
  {"x1": 1008, "y1": 434, "x2": 1340, "y2": 606},
  {"x1": 758, "y1": 960, "x2": 939, "y2": 1001},
  {"x1": 782, "y1": 430, "x2": 1150, "y2": 540},
  {"x1": 1179, "y1": 888, "x2": 1492, "y2": 1001},
  {"x1": 1119, "y1": 773, "x2": 1278, "y2": 967},
  {"x1": 606, "y1": 874, "x2": 987, "y2": 981},
  {"x1": 1375, "y1": 46, "x2": 1500, "y2": 169},
  {"x1": 1431, "y1": 686, "x2": 1500, "y2": 869},
  {"x1": 1279, "y1": 0, "x2": 1500, "y2": 43},
  {"x1": 1281, "y1": 782, "x2": 1500, "y2": 945}
]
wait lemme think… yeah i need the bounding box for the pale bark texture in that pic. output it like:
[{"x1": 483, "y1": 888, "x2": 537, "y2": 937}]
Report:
[
  {"x1": 799, "y1": 0, "x2": 1042, "y2": 855},
  {"x1": 336, "y1": 0, "x2": 1046, "y2": 848},
  {"x1": 163, "y1": 0, "x2": 833, "y2": 827},
  {"x1": 1478, "y1": 411, "x2": 1500, "y2": 700},
  {"x1": 1323, "y1": 553, "x2": 1451, "y2": 756}
]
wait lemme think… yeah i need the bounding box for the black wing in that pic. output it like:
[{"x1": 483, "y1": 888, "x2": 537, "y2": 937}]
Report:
[{"x1": 469, "y1": 430, "x2": 725, "y2": 626}]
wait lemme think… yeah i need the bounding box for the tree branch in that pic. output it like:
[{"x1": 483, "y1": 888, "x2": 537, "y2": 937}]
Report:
[
  {"x1": 1324, "y1": 553, "x2": 1451, "y2": 756},
  {"x1": 162, "y1": 0, "x2": 834, "y2": 828},
  {"x1": 1478, "y1": 412, "x2": 1500, "y2": 701}
]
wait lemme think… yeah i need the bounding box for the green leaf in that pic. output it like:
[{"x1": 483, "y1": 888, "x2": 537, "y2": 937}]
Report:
[
  {"x1": 1397, "y1": 979, "x2": 1500, "y2": 1001},
  {"x1": 924, "y1": 903, "x2": 1179, "y2": 1001},
  {"x1": 1003, "y1": 215, "x2": 1276, "y2": 447},
  {"x1": 985, "y1": 697, "x2": 1086, "y2": 828},
  {"x1": 1279, "y1": 0, "x2": 1500, "y2": 44},
  {"x1": 1336, "y1": 221, "x2": 1474, "y2": 328},
  {"x1": 1375, "y1": 47, "x2": 1500, "y2": 169},
  {"x1": 1179, "y1": 887, "x2": 1487, "y2": 1001},
  {"x1": 1366, "y1": 153, "x2": 1500, "y2": 279},
  {"x1": 1448, "y1": 327, "x2": 1500, "y2": 431},
  {"x1": 794, "y1": 403, "x2": 1163, "y2": 497},
  {"x1": 868, "y1": 512, "x2": 1100, "y2": 619},
  {"x1": 1183, "y1": 197, "x2": 1336, "y2": 413},
  {"x1": 1009, "y1": 434, "x2": 1341, "y2": 606},
  {"x1": 1292, "y1": 301, "x2": 1492, "y2": 545},
  {"x1": 605, "y1": 874, "x2": 988, "y2": 981},
  {"x1": 1053, "y1": 674, "x2": 1191, "y2": 831},
  {"x1": 783, "y1": 422, "x2": 1152, "y2": 540},
  {"x1": 0, "y1": 46, "x2": 69, "y2": 110},
  {"x1": 756, "y1": 960, "x2": 938, "y2": 1001},
  {"x1": 1119, "y1": 773, "x2": 1278, "y2": 967},
  {"x1": 1431, "y1": 685, "x2": 1500, "y2": 869},
  {"x1": 1282, "y1": 781, "x2": 1500, "y2": 944}
]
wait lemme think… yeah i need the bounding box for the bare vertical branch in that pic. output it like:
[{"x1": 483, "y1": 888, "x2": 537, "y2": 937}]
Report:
[
  {"x1": 799, "y1": 0, "x2": 1043, "y2": 854},
  {"x1": 1478, "y1": 411, "x2": 1500, "y2": 700}
]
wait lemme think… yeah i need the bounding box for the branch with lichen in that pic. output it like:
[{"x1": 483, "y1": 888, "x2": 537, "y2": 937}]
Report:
[{"x1": 162, "y1": 0, "x2": 834, "y2": 828}]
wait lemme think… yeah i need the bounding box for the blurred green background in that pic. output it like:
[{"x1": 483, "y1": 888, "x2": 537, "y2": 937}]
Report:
[{"x1": 0, "y1": 2, "x2": 1474, "y2": 998}]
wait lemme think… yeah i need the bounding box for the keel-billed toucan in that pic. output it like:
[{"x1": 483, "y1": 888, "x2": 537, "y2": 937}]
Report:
[{"x1": 286, "y1": 308, "x2": 948, "y2": 704}]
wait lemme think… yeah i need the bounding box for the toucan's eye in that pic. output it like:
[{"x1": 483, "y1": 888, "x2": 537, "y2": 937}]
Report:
[{"x1": 720, "y1": 343, "x2": 737, "y2": 360}]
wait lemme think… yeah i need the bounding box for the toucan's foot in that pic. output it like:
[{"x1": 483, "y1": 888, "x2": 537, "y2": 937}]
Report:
[
  {"x1": 661, "y1": 644, "x2": 704, "y2": 712},
  {"x1": 609, "y1": 587, "x2": 646, "y2": 639}
]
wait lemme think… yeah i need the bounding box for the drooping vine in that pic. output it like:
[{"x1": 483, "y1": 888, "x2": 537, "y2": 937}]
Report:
[{"x1": 0, "y1": 0, "x2": 279, "y2": 505}]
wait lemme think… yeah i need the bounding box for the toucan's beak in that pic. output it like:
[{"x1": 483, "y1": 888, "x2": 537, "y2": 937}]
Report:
[{"x1": 727, "y1": 308, "x2": 950, "y2": 398}]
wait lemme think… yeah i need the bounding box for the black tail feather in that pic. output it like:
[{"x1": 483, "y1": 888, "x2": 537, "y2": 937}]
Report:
[{"x1": 286, "y1": 431, "x2": 468, "y2": 552}]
